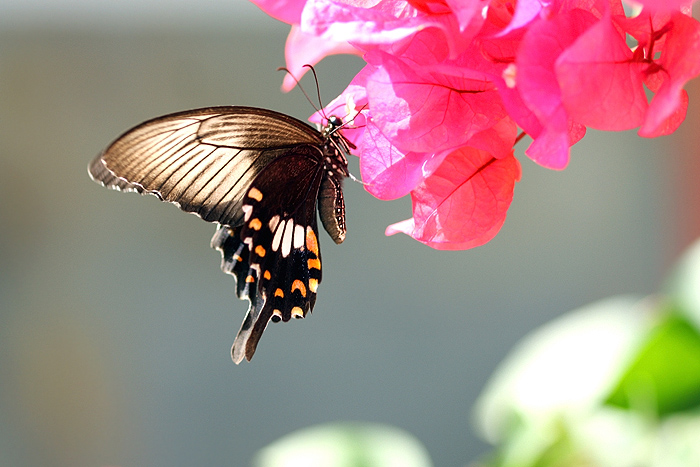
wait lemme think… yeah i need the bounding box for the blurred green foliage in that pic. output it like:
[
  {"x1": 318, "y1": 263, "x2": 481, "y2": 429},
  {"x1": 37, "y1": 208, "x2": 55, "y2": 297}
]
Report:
[
  {"x1": 254, "y1": 422, "x2": 433, "y2": 467},
  {"x1": 606, "y1": 313, "x2": 700, "y2": 416},
  {"x1": 254, "y1": 239, "x2": 700, "y2": 466},
  {"x1": 472, "y1": 238, "x2": 700, "y2": 467}
]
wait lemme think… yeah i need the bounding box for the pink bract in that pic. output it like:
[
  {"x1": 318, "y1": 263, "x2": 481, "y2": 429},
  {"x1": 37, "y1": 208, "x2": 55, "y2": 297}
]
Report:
[
  {"x1": 385, "y1": 147, "x2": 521, "y2": 250},
  {"x1": 254, "y1": 0, "x2": 700, "y2": 250},
  {"x1": 639, "y1": 12, "x2": 700, "y2": 136},
  {"x1": 556, "y1": 12, "x2": 648, "y2": 131},
  {"x1": 249, "y1": 0, "x2": 307, "y2": 25},
  {"x1": 365, "y1": 51, "x2": 506, "y2": 154},
  {"x1": 634, "y1": 0, "x2": 696, "y2": 13},
  {"x1": 516, "y1": 8, "x2": 599, "y2": 169}
]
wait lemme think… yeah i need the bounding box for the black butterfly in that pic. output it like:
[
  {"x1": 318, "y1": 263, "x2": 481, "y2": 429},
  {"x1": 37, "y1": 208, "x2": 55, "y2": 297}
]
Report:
[{"x1": 88, "y1": 106, "x2": 352, "y2": 363}]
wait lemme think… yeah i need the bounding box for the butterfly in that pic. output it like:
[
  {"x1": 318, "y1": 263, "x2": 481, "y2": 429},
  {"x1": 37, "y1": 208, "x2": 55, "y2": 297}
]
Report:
[{"x1": 88, "y1": 106, "x2": 352, "y2": 363}]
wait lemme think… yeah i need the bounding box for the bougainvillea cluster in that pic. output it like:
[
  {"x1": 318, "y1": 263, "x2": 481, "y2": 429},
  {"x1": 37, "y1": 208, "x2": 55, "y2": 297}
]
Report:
[{"x1": 250, "y1": 0, "x2": 700, "y2": 250}]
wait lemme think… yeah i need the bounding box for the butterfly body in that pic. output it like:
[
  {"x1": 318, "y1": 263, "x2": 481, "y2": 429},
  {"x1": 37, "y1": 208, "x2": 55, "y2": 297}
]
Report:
[{"x1": 89, "y1": 106, "x2": 351, "y2": 363}]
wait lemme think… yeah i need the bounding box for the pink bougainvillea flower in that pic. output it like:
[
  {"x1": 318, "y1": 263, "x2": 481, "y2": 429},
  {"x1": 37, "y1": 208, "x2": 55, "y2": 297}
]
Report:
[
  {"x1": 386, "y1": 146, "x2": 521, "y2": 250},
  {"x1": 465, "y1": 115, "x2": 518, "y2": 159},
  {"x1": 439, "y1": 17, "x2": 545, "y2": 155},
  {"x1": 250, "y1": 0, "x2": 700, "y2": 250},
  {"x1": 358, "y1": 114, "x2": 518, "y2": 201},
  {"x1": 343, "y1": 98, "x2": 516, "y2": 202},
  {"x1": 249, "y1": 0, "x2": 356, "y2": 91},
  {"x1": 406, "y1": 0, "x2": 488, "y2": 34}
]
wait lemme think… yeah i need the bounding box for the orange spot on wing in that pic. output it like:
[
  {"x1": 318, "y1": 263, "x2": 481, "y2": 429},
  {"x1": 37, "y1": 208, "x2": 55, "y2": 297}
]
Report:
[
  {"x1": 291, "y1": 279, "x2": 307, "y2": 297},
  {"x1": 274, "y1": 288, "x2": 284, "y2": 298},
  {"x1": 249, "y1": 218, "x2": 262, "y2": 230},
  {"x1": 307, "y1": 258, "x2": 321, "y2": 271},
  {"x1": 248, "y1": 187, "x2": 263, "y2": 201},
  {"x1": 263, "y1": 270, "x2": 271, "y2": 280},
  {"x1": 254, "y1": 245, "x2": 266, "y2": 257},
  {"x1": 291, "y1": 307, "x2": 304, "y2": 318},
  {"x1": 245, "y1": 275, "x2": 255, "y2": 283},
  {"x1": 309, "y1": 278, "x2": 319, "y2": 293},
  {"x1": 306, "y1": 228, "x2": 319, "y2": 256}
]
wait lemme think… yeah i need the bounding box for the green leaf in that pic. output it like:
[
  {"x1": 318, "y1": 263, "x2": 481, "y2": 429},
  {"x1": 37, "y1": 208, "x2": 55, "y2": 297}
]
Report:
[
  {"x1": 606, "y1": 314, "x2": 700, "y2": 416},
  {"x1": 254, "y1": 422, "x2": 433, "y2": 467}
]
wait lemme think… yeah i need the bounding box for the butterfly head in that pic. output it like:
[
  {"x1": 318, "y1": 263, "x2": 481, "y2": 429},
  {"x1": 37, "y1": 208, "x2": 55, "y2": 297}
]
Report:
[{"x1": 326, "y1": 115, "x2": 343, "y2": 131}]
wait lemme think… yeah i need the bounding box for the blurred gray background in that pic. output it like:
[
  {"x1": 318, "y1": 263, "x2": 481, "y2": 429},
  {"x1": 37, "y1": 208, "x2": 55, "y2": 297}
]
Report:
[{"x1": 1, "y1": 1, "x2": 698, "y2": 466}]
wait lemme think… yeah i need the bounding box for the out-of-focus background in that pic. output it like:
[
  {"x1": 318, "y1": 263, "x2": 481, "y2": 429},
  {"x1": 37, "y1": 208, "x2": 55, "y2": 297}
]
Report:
[{"x1": 0, "y1": 1, "x2": 698, "y2": 466}]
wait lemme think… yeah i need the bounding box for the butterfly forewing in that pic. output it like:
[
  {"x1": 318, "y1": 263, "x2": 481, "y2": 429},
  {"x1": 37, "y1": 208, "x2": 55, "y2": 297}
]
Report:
[
  {"x1": 89, "y1": 106, "x2": 349, "y2": 363},
  {"x1": 88, "y1": 157, "x2": 147, "y2": 194},
  {"x1": 90, "y1": 107, "x2": 324, "y2": 227},
  {"x1": 198, "y1": 111, "x2": 322, "y2": 148}
]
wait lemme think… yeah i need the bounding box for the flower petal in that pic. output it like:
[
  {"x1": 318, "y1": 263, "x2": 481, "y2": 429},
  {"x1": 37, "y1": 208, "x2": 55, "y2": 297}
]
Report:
[
  {"x1": 640, "y1": 12, "x2": 700, "y2": 136},
  {"x1": 386, "y1": 146, "x2": 521, "y2": 250},
  {"x1": 633, "y1": 0, "x2": 697, "y2": 14},
  {"x1": 283, "y1": 25, "x2": 360, "y2": 92},
  {"x1": 366, "y1": 51, "x2": 505, "y2": 154},
  {"x1": 516, "y1": 8, "x2": 598, "y2": 168},
  {"x1": 360, "y1": 122, "x2": 448, "y2": 200},
  {"x1": 250, "y1": 0, "x2": 307, "y2": 25},
  {"x1": 556, "y1": 13, "x2": 648, "y2": 131}
]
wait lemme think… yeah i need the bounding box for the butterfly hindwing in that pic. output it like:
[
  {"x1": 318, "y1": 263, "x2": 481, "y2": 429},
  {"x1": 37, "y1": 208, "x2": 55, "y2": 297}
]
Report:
[{"x1": 211, "y1": 147, "x2": 327, "y2": 362}]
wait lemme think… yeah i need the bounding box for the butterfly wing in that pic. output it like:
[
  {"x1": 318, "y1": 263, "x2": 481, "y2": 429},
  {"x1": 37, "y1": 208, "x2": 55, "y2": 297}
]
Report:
[
  {"x1": 89, "y1": 157, "x2": 146, "y2": 193},
  {"x1": 211, "y1": 147, "x2": 327, "y2": 363},
  {"x1": 88, "y1": 106, "x2": 324, "y2": 228}
]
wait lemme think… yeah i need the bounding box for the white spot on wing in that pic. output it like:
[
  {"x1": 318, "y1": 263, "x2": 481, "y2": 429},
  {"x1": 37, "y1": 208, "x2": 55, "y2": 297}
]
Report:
[
  {"x1": 281, "y1": 220, "x2": 294, "y2": 258},
  {"x1": 269, "y1": 215, "x2": 280, "y2": 232},
  {"x1": 242, "y1": 204, "x2": 253, "y2": 222},
  {"x1": 272, "y1": 219, "x2": 285, "y2": 252},
  {"x1": 249, "y1": 263, "x2": 261, "y2": 278},
  {"x1": 293, "y1": 224, "x2": 304, "y2": 250}
]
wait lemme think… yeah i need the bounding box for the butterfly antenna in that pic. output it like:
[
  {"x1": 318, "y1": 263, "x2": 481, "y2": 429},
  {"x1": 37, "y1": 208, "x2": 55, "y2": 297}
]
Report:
[
  {"x1": 277, "y1": 66, "x2": 321, "y2": 113},
  {"x1": 303, "y1": 64, "x2": 328, "y2": 120}
]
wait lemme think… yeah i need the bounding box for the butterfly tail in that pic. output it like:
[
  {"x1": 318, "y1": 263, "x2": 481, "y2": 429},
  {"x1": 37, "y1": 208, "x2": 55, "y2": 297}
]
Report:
[
  {"x1": 231, "y1": 298, "x2": 271, "y2": 364},
  {"x1": 212, "y1": 225, "x2": 272, "y2": 363}
]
